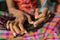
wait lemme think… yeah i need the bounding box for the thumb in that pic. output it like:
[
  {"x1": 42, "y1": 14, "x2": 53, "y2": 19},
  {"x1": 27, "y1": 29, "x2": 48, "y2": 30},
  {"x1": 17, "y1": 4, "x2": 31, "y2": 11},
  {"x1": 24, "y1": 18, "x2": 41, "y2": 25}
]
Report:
[{"x1": 35, "y1": 8, "x2": 39, "y2": 19}]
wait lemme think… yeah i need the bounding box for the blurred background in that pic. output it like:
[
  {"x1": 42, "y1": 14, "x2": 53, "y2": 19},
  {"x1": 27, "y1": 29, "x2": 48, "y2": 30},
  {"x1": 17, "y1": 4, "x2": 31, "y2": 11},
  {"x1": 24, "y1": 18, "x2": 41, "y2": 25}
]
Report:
[{"x1": 0, "y1": 0, "x2": 8, "y2": 11}]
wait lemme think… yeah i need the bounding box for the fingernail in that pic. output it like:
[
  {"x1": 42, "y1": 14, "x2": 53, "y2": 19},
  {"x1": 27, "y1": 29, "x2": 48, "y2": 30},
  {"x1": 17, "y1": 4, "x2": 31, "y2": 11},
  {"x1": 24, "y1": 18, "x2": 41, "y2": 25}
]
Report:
[
  {"x1": 35, "y1": 17, "x2": 37, "y2": 19},
  {"x1": 13, "y1": 33, "x2": 16, "y2": 36},
  {"x1": 25, "y1": 31, "x2": 27, "y2": 33},
  {"x1": 7, "y1": 27, "x2": 9, "y2": 29}
]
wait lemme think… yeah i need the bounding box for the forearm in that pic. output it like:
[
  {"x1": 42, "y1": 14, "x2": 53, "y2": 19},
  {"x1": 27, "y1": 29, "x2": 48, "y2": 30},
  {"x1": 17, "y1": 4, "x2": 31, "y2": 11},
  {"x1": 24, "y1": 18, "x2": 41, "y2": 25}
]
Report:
[{"x1": 6, "y1": 0, "x2": 15, "y2": 13}]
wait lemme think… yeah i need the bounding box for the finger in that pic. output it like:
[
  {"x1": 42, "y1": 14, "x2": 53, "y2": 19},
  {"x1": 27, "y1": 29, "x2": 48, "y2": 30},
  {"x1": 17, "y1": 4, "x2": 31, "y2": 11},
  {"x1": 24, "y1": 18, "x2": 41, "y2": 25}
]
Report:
[
  {"x1": 18, "y1": 22, "x2": 27, "y2": 33},
  {"x1": 46, "y1": 10, "x2": 51, "y2": 18},
  {"x1": 35, "y1": 8, "x2": 39, "y2": 12},
  {"x1": 35, "y1": 8, "x2": 39, "y2": 19},
  {"x1": 47, "y1": 15, "x2": 51, "y2": 20},
  {"x1": 34, "y1": 17, "x2": 45, "y2": 28},
  {"x1": 49, "y1": 15, "x2": 51, "y2": 18},
  {"x1": 37, "y1": 13, "x2": 45, "y2": 18},
  {"x1": 13, "y1": 22, "x2": 20, "y2": 34},
  {"x1": 47, "y1": 10, "x2": 50, "y2": 15},
  {"x1": 34, "y1": 23, "x2": 37, "y2": 28},
  {"x1": 6, "y1": 21, "x2": 10, "y2": 29},
  {"x1": 42, "y1": 7, "x2": 48, "y2": 14},
  {"x1": 9, "y1": 22, "x2": 16, "y2": 35},
  {"x1": 35, "y1": 17, "x2": 45, "y2": 24},
  {"x1": 18, "y1": 22, "x2": 24, "y2": 31},
  {"x1": 35, "y1": 8, "x2": 48, "y2": 19}
]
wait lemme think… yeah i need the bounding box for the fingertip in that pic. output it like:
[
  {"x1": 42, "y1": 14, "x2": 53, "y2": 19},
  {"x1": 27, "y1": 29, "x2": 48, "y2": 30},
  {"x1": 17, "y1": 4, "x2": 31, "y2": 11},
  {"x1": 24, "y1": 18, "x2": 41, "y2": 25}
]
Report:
[
  {"x1": 48, "y1": 10, "x2": 50, "y2": 14},
  {"x1": 34, "y1": 24, "x2": 37, "y2": 28},
  {"x1": 13, "y1": 33, "x2": 16, "y2": 36},
  {"x1": 35, "y1": 17, "x2": 38, "y2": 19},
  {"x1": 36, "y1": 8, "x2": 39, "y2": 12},
  {"x1": 6, "y1": 21, "x2": 10, "y2": 29},
  {"x1": 25, "y1": 31, "x2": 28, "y2": 34}
]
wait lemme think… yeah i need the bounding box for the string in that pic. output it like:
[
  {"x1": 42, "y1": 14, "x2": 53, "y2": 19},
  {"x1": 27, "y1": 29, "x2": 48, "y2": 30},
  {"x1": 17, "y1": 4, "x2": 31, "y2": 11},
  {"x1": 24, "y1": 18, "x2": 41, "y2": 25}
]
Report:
[{"x1": 39, "y1": 0, "x2": 47, "y2": 12}]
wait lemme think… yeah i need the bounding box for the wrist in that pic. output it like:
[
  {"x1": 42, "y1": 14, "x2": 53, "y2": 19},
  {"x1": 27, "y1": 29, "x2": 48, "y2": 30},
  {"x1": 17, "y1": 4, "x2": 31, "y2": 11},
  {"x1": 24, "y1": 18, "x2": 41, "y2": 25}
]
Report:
[{"x1": 9, "y1": 8, "x2": 16, "y2": 13}]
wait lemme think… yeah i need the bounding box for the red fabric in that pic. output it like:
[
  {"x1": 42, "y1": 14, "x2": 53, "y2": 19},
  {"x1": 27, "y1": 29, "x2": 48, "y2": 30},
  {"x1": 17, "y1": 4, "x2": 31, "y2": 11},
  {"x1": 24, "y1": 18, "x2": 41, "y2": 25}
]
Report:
[{"x1": 14, "y1": 0, "x2": 37, "y2": 15}]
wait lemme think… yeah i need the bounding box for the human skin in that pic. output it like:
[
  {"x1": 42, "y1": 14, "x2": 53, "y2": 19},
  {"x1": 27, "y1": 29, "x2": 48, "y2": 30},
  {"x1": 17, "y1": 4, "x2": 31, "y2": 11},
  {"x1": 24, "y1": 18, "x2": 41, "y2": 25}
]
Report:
[
  {"x1": 34, "y1": 0, "x2": 51, "y2": 27},
  {"x1": 6, "y1": 0, "x2": 28, "y2": 34},
  {"x1": 6, "y1": 0, "x2": 51, "y2": 34}
]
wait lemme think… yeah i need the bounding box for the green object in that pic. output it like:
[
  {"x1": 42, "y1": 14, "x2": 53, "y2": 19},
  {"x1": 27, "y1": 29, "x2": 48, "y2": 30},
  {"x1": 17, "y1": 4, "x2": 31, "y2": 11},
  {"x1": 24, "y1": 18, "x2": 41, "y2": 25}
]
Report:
[
  {"x1": 58, "y1": 26, "x2": 60, "y2": 30},
  {"x1": 0, "y1": 38, "x2": 5, "y2": 40},
  {"x1": 48, "y1": 34, "x2": 50, "y2": 36},
  {"x1": 0, "y1": 11, "x2": 2, "y2": 15},
  {"x1": 39, "y1": 29, "x2": 43, "y2": 33},
  {"x1": 30, "y1": 38, "x2": 33, "y2": 40}
]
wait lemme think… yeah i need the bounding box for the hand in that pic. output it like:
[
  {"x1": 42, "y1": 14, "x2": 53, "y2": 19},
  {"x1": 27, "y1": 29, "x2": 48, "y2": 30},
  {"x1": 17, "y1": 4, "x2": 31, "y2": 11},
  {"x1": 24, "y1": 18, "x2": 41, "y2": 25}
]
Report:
[
  {"x1": 9, "y1": 8, "x2": 24, "y2": 18},
  {"x1": 35, "y1": 7, "x2": 51, "y2": 20},
  {"x1": 34, "y1": 7, "x2": 51, "y2": 27},
  {"x1": 6, "y1": 8, "x2": 27, "y2": 35},
  {"x1": 6, "y1": 21, "x2": 20, "y2": 35},
  {"x1": 33, "y1": 17, "x2": 45, "y2": 27}
]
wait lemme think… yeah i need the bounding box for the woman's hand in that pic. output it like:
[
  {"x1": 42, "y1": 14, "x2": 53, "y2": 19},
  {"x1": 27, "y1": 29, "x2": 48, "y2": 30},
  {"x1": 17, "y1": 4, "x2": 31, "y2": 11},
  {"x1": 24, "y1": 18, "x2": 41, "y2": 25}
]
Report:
[
  {"x1": 34, "y1": 7, "x2": 51, "y2": 27},
  {"x1": 6, "y1": 8, "x2": 27, "y2": 35},
  {"x1": 6, "y1": 21, "x2": 20, "y2": 35}
]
